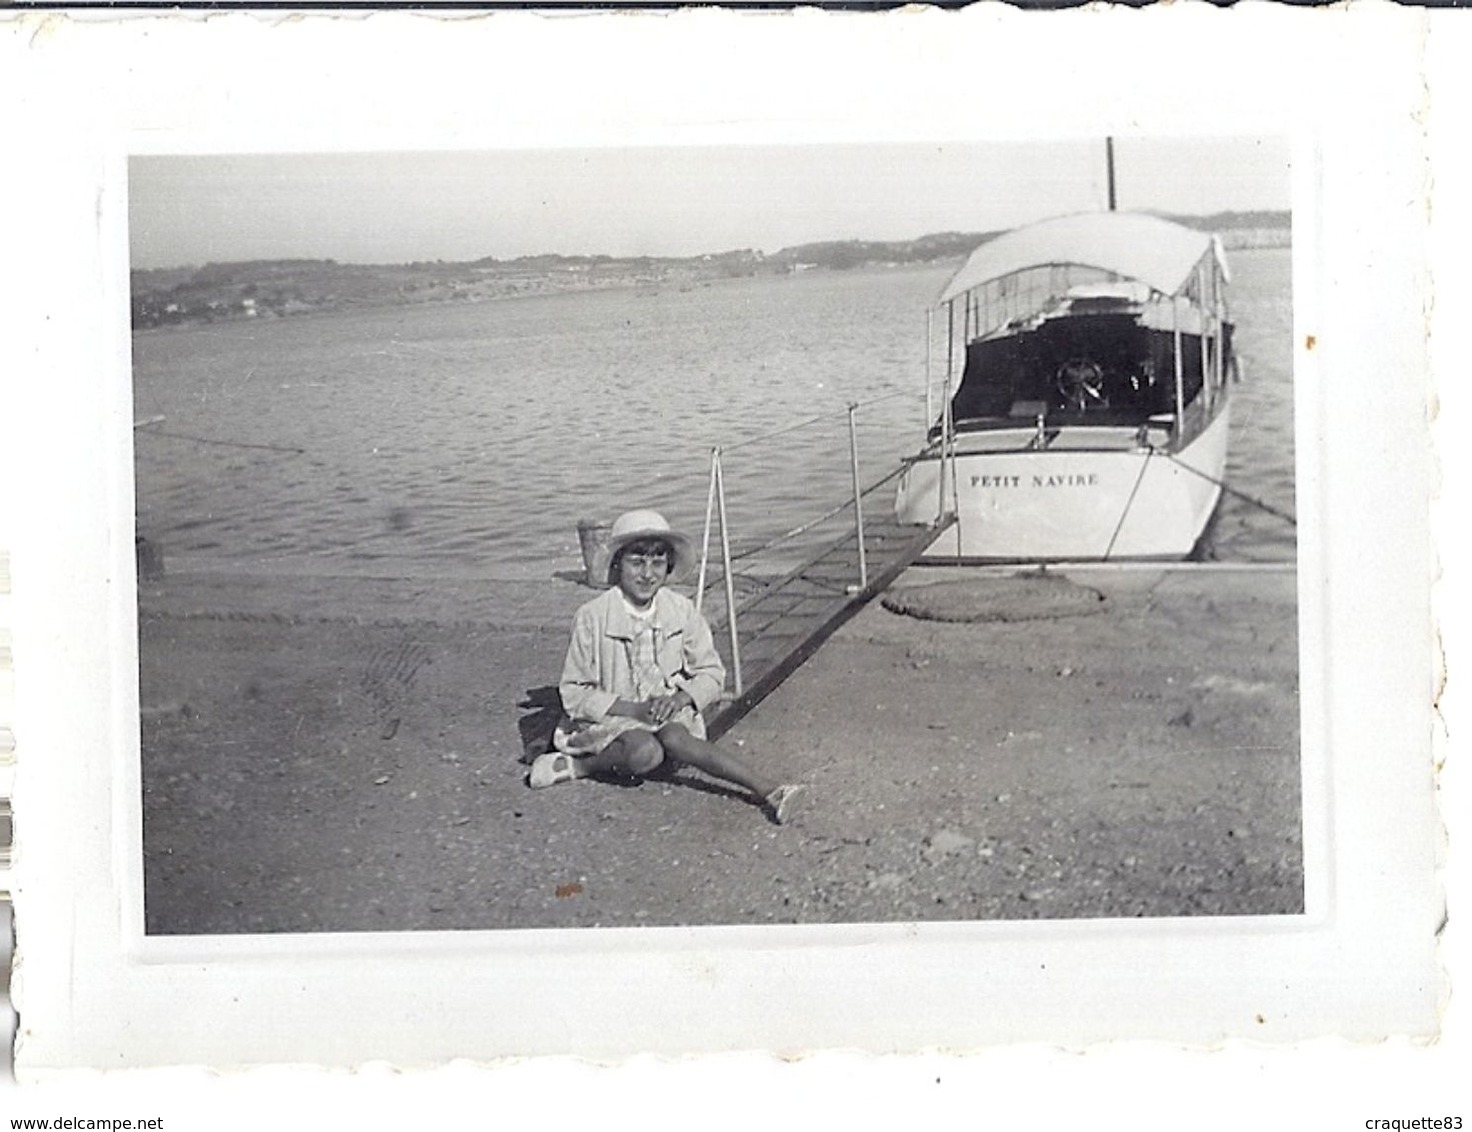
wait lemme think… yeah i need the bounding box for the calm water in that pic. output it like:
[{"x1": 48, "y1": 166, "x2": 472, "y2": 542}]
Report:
[
  {"x1": 132, "y1": 248, "x2": 1294, "y2": 583},
  {"x1": 1204, "y1": 247, "x2": 1297, "y2": 562}
]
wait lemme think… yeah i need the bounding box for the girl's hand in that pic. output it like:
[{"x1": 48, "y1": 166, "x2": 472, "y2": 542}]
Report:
[
  {"x1": 611, "y1": 698, "x2": 657, "y2": 723},
  {"x1": 648, "y1": 690, "x2": 692, "y2": 725}
]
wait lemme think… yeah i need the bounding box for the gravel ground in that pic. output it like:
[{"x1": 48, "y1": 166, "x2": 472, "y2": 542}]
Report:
[{"x1": 138, "y1": 565, "x2": 1303, "y2": 934}]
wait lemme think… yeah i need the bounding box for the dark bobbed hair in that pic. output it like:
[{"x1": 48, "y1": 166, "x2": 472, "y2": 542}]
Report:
[{"x1": 607, "y1": 537, "x2": 675, "y2": 585}]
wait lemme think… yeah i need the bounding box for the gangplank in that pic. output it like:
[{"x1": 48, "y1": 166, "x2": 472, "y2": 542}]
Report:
[{"x1": 704, "y1": 512, "x2": 954, "y2": 740}]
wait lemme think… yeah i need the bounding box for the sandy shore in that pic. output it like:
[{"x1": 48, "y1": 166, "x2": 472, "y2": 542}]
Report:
[{"x1": 138, "y1": 563, "x2": 1302, "y2": 934}]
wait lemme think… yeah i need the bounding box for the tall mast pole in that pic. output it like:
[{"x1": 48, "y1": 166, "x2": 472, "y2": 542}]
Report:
[{"x1": 1106, "y1": 136, "x2": 1117, "y2": 212}]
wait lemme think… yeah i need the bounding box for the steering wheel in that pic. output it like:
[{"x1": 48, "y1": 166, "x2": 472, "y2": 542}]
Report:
[{"x1": 1055, "y1": 358, "x2": 1107, "y2": 411}]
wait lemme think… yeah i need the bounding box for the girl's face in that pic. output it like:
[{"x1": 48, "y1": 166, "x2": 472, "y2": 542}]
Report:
[{"x1": 616, "y1": 539, "x2": 671, "y2": 608}]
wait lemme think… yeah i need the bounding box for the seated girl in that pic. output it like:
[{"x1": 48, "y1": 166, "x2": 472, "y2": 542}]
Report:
[{"x1": 528, "y1": 508, "x2": 804, "y2": 824}]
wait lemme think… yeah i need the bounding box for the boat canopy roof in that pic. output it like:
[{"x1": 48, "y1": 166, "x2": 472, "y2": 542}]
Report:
[{"x1": 939, "y1": 212, "x2": 1228, "y2": 305}]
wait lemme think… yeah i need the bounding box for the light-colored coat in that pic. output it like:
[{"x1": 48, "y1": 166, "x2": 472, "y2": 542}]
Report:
[{"x1": 558, "y1": 586, "x2": 726, "y2": 740}]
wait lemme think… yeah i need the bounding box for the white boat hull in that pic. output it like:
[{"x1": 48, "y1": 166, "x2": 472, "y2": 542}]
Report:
[{"x1": 896, "y1": 402, "x2": 1231, "y2": 562}]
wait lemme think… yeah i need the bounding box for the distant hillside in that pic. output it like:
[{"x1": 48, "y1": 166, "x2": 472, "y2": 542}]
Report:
[
  {"x1": 130, "y1": 212, "x2": 1290, "y2": 330},
  {"x1": 1171, "y1": 209, "x2": 1292, "y2": 233},
  {"x1": 129, "y1": 249, "x2": 774, "y2": 329},
  {"x1": 771, "y1": 212, "x2": 1291, "y2": 269},
  {"x1": 1165, "y1": 210, "x2": 1292, "y2": 250},
  {"x1": 769, "y1": 231, "x2": 1004, "y2": 272}
]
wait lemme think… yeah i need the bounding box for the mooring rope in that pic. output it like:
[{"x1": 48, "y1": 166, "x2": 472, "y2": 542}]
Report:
[
  {"x1": 1093, "y1": 439, "x2": 1298, "y2": 562},
  {"x1": 1102, "y1": 448, "x2": 1156, "y2": 560},
  {"x1": 1160, "y1": 450, "x2": 1297, "y2": 527}
]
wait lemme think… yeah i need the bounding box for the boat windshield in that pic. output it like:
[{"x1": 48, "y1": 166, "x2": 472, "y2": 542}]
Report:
[
  {"x1": 947, "y1": 303, "x2": 1225, "y2": 429},
  {"x1": 960, "y1": 265, "x2": 1141, "y2": 340}
]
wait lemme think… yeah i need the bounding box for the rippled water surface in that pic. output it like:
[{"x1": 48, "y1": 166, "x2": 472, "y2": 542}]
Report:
[{"x1": 133, "y1": 248, "x2": 1294, "y2": 581}]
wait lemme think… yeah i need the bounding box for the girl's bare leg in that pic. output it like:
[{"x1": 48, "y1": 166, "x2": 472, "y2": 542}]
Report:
[
  {"x1": 575, "y1": 729, "x2": 666, "y2": 778},
  {"x1": 656, "y1": 722, "x2": 778, "y2": 800}
]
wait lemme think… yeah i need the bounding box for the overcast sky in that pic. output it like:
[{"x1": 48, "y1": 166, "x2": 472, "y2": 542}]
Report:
[{"x1": 129, "y1": 137, "x2": 1291, "y2": 271}]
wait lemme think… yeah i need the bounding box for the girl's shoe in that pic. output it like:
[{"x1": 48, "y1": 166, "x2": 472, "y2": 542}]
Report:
[
  {"x1": 529, "y1": 751, "x2": 588, "y2": 789},
  {"x1": 764, "y1": 784, "x2": 806, "y2": 824}
]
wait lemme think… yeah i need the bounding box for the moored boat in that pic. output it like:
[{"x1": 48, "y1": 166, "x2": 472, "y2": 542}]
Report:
[{"x1": 895, "y1": 210, "x2": 1238, "y2": 562}]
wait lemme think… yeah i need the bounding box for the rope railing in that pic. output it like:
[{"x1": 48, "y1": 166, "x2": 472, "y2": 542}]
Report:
[
  {"x1": 722, "y1": 460, "x2": 908, "y2": 567},
  {"x1": 694, "y1": 396, "x2": 919, "y2": 695},
  {"x1": 716, "y1": 388, "x2": 917, "y2": 456}
]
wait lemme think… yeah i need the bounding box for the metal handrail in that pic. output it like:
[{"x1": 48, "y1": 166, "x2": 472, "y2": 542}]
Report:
[
  {"x1": 693, "y1": 447, "x2": 746, "y2": 696},
  {"x1": 703, "y1": 447, "x2": 909, "y2": 573},
  {"x1": 717, "y1": 388, "x2": 913, "y2": 456},
  {"x1": 725, "y1": 468, "x2": 898, "y2": 566},
  {"x1": 697, "y1": 397, "x2": 899, "y2": 696}
]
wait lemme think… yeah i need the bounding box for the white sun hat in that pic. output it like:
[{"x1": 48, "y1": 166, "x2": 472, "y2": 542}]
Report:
[{"x1": 595, "y1": 509, "x2": 696, "y2": 585}]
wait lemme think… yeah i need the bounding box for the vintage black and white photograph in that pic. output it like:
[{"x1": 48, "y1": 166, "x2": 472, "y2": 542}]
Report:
[
  {"x1": 7, "y1": 0, "x2": 1459, "y2": 1097},
  {"x1": 128, "y1": 137, "x2": 1301, "y2": 936}
]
